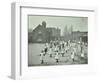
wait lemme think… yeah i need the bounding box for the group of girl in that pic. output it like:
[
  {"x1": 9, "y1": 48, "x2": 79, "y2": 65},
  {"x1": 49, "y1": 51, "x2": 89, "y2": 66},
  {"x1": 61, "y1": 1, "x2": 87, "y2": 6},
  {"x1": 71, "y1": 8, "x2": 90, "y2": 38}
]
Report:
[{"x1": 39, "y1": 40, "x2": 87, "y2": 64}]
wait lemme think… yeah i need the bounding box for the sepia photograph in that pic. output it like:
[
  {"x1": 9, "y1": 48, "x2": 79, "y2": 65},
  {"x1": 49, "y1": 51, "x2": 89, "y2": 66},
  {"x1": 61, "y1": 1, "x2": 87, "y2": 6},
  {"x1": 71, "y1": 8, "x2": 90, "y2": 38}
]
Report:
[{"x1": 28, "y1": 15, "x2": 88, "y2": 66}]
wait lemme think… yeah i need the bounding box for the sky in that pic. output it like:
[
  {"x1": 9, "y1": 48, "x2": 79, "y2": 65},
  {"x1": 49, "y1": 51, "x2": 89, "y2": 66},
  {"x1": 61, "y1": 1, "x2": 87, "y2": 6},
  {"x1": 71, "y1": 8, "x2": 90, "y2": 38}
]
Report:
[{"x1": 28, "y1": 15, "x2": 88, "y2": 35}]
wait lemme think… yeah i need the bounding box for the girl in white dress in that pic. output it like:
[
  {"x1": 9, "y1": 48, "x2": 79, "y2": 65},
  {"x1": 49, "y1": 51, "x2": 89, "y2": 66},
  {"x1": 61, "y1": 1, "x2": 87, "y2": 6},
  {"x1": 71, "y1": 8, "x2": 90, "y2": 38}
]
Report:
[
  {"x1": 71, "y1": 51, "x2": 75, "y2": 62},
  {"x1": 40, "y1": 50, "x2": 44, "y2": 64},
  {"x1": 55, "y1": 51, "x2": 59, "y2": 63},
  {"x1": 48, "y1": 47, "x2": 52, "y2": 57}
]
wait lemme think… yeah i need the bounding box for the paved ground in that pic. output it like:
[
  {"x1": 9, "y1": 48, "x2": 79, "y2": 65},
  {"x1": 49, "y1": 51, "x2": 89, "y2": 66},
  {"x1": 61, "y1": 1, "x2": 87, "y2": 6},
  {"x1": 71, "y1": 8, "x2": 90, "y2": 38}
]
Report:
[{"x1": 28, "y1": 43, "x2": 88, "y2": 66}]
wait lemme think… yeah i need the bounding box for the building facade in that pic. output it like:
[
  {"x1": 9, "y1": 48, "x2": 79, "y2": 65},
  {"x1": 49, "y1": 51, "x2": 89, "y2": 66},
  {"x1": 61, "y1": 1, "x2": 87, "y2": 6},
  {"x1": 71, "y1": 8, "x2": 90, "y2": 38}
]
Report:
[
  {"x1": 28, "y1": 21, "x2": 61, "y2": 43},
  {"x1": 28, "y1": 21, "x2": 87, "y2": 43}
]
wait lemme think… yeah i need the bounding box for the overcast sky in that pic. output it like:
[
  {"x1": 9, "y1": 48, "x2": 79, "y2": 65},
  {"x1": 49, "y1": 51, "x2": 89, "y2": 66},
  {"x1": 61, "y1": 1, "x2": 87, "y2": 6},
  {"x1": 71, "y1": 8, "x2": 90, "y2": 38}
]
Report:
[{"x1": 28, "y1": 15, "x2": 88, "y2": 35}]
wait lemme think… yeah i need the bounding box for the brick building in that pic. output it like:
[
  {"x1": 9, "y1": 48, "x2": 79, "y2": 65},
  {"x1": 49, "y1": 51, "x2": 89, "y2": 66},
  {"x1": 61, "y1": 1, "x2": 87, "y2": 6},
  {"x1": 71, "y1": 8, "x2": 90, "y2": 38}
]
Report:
[{"x1": 28, "y1": 21, "x2": 61, "y2": 43}]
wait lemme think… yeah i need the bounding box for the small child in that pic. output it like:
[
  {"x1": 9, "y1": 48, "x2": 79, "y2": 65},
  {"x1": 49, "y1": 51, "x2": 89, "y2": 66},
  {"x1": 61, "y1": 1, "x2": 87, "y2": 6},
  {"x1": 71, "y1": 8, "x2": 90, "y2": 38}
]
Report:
[
  {"x1": 71, "y1": 52, "x2": 75, "y2": 62},
  {"x1": 40, "y1": 50, "x2": 44, "y2": 64},
  {"x1": 48, "y1": 47, "x2": 52, "y2": 57},
  {"x1": 61, "y1": 49, "x2": 65, "y2": 57},
  {"x1": 55, "y1": 51, "x2": 59, "y2": 63},
  {"x1": 44, "y1": 47, "x2": 48, "y2": 56},
  {"x1": 81, "y1": 51, "x2": 84, "y2": 58}
]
